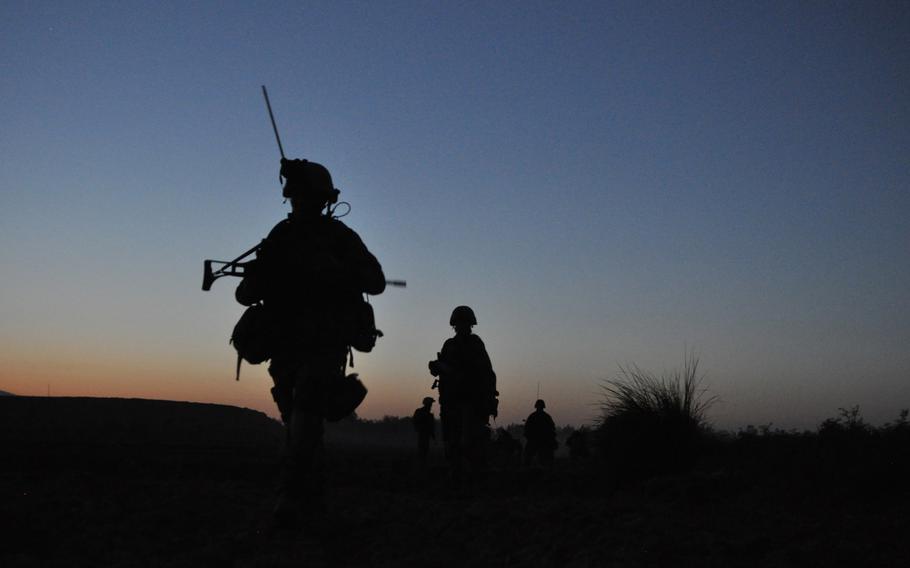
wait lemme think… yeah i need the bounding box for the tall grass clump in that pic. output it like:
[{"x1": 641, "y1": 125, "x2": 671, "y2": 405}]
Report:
[{"x1": 595, "y1": 353, "x2": 716, "y2": 479}]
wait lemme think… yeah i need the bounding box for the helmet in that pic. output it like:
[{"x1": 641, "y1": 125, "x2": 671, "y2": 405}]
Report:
[
  {"x1": 449, "y1": 305, "x2": 477, "y2": 326},
  {"x1": 535, "y1": 399, "x2": 546, "y2": 410},
  {"x1": 325, "y1": 373, "x2": 368, "y2": 422},
  {"x1": 422, "y1": 397, "x2": 434, "y2": 405},
  {"x1": 280, "y1": 158, "x2": 339, "y2": 203}
]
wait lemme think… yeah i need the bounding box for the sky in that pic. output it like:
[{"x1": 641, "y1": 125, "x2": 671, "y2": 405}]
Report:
[{"x1": 1, "y1": 1, "x2": 908, "y2": 430}]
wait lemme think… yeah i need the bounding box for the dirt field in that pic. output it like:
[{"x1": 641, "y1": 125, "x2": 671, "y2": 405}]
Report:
[{"x1": 2, "y1": 398, "x2": 908, "y2": 567}]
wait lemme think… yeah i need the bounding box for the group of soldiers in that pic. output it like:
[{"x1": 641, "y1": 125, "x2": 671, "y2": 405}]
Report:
[
  {"x1": 227, "y1": 157, "x2": 570, "y2": 530},
  {"x1": 412, "y1": 393, "x2": 559, "y2": 469}
]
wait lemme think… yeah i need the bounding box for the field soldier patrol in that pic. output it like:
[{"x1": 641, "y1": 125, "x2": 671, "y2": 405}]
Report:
[
  {"x1": 412, "y1": 397, "x2": 436, "y2": 462},
  {"x1": 428, "y1": 306, "x2": 497, "y2": 486},
  {"x1": 524, "y1": 399, "x2": 557, "y2": 467},
  {"x1": 235, "y1": 158, "x2": 385, "y2": 528}
]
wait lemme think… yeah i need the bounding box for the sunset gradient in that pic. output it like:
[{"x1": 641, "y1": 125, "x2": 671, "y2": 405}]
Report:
[{"x1": 2, "y1": 2, "x2": 908, "y2": 429}]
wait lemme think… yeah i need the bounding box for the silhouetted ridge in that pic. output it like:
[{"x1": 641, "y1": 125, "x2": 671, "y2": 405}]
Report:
[{"x1": 0, "y1": 396, "x2": 282, "y2": 448}]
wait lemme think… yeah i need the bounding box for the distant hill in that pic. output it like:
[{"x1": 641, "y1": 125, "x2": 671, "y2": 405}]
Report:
[
  {"x1": 0, "y1": 390, "x2": 14, "y2": 396},
  {"x1": 0, "y1": 397, "x2": 283, "y2": 449}
]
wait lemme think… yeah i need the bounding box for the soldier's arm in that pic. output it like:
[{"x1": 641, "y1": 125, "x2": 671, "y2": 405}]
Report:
[
  {"x1": 339, "y1": 225, "x2": 386, "y2": 295},
  {"x1": 235, "y1": 223, "x2": 289, "y2": 305},
  {"x1": 436, "y1": 340, "x2": 460, "y2": 377},
  {"x1": 235, "y1": 270, "x2": 262, "y2": 306},
  {"x1": 430, "y1": 359, "x2": 456, "y2": 377},
  {"x1": 234, "y1": 248, "x2": 270, "y2": 306},
  {"x1": 473, "y1": 337, "x2": 497, "y2": 396}
]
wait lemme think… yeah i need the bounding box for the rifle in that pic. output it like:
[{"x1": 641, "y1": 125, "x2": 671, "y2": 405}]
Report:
[
  {"x1": 202, "y1": 243, "x2": 261, "y2": 291},
  {"x1": 428, "y1": 352, "x2": 455, "y2": 390},
  {"x1": 202, "y1": 244, "x2": 406, "y2": 291}
]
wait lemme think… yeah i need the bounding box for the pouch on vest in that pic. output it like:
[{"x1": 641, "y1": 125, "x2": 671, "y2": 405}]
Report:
[
  {"x1": 325, "y1": 373, "x2": 368, "y2": 422},
  {"x1": 349, "y1": 296, "x2": 383, "y2": 353},
  {"x1": 230, "y1": 303, "x2": 275, "y2": 380}
]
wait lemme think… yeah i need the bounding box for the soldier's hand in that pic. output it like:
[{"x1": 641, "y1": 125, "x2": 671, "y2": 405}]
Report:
[{"x1": 428, "y1": 360, "x2": 439, "y2": 377}]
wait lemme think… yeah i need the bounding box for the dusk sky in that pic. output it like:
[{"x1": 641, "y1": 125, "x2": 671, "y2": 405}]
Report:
[{"x1": 2, "y1": 1, "x2": 908, "y2": 429}]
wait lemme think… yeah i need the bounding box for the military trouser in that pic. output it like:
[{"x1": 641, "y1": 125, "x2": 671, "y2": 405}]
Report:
[
  {"x1": 269, "y1": 343, "x2": 347, "y2": 517},
  {"x1": 417, "y1": 432, "x2": 432, "y2": 462},
  {"x1": 440, "y1": 401, "x2": 490, "y2": 485}
]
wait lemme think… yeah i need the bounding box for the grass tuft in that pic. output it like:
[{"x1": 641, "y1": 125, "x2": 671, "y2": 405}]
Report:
[{"x1": 595, "y1": 352, "x2": 717, "y2": 479}]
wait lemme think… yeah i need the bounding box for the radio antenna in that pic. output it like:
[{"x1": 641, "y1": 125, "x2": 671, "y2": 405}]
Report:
[{"x1": 261, "y1": 85, "x2": 285, "y2": 160}]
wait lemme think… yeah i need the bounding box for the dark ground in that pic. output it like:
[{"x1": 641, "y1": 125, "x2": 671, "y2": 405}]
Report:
[{"x1": 2, "y1": 397, "x2": 908, "y2": 567}]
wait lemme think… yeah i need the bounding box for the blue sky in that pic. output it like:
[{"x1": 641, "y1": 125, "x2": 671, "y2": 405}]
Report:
[{"x1": 1, "y1": 1, "x2": 908, "y2": 428}]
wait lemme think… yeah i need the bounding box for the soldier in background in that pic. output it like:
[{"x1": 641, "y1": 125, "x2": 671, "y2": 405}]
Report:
[
  {"x1": 566, "y1": 427, "x2": 591, "y2": 459},
  {"x1": 235, "y1": 158, "x2": 386, "y2": 529},
  {"x1": 491, "y1": 427, "x2": 522, "y2": 468},
  {"x1": 429, "y1": 306, "x2": 498, "y2": 487},
  {"x1": 412, "y1": 397, "x2": 436, "y2": 463},
  {"x1": 524, "y1": 399, "x2": 557, "y2": 467}
]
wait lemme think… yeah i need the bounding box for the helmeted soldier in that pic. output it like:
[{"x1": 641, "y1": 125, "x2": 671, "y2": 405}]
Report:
[
  {"x1": 428, "y1": 306, "x2": 497, "y2": 486},
  {"x1": 412, "y1": 396, "x2": 436, "y2": 463},
  {"x1": 524, "y1": 399, "x2": 557, "y2": 467},
  {"x1": 235, "y1": 158, "x2": 385, "y2": 528}
]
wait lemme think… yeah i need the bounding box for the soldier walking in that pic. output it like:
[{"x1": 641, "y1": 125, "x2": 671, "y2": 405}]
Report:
[
  {"x1": 235, "y1": 158, "x2": 385, "y2": 529},
  {"x1": 412, "y1": 397, "x2": 436, "y2": 463},
  {"x1": 524, "y1": 399, "x2": 557, "y2": 467},
  {"x1": 428, "y1": 306, "x2": 498, "y2": 488}
]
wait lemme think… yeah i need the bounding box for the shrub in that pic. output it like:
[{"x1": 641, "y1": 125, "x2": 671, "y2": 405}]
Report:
[
  {"x1": 595, "y1": 353, "x2": 716, "y2": 479},
  {"x1": 818, "y1": 405, "x2": 872, "y2": 438},
  {"x1": 814, "y1": 407, "x2": 910, "y2": 483}
]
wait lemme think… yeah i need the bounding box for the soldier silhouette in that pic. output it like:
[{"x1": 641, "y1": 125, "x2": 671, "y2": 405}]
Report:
[
  {"x1": 491, "y1": 426, "x2": 522, "y2": 468},
  {"x1": 428, "y1": 306, "x2": 498, "y2": 488},
  {"x1": 566, "y1": 427, "x2": 591, "y2": 459},
  {"x1": 412, "y1": 397, "x2": 436, "y2": 463},
  {"x1": 235, "y1": 158, "x2": 385, "y2": 529},
  {"x1": 523, "y1": 399, "x2": 557, "y2": 467}
]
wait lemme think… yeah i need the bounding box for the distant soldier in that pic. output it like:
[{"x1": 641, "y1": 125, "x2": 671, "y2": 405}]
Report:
[
  {"x1": 524, "y1": 399, "x2": 557, "y2": 467},
  {"x1": 412, "y1": 397, "x2": 436, "y2": 462},
  {"x1": 566, "y1": 427, "x2": 591, "y2": 459},
  {"x1": 235, "y1": 158, "x2": 386, "y2": 529},
  {"x1": 491, "y1": 427, "x2": 522, "y2": 468},
  {"x1": 428, "y1": 306, "x2": 498, "y2": 487}
]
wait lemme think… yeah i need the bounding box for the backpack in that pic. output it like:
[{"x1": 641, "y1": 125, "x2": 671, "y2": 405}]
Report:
[
  {"x1": 229, "y1": 294, "x2": 381, "y2": 379},
  {"x1": 230, "y1": 303, "x2": 275, "y2": 380}
]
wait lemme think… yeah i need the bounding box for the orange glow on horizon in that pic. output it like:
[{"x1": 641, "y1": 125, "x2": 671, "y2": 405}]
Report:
[{"x1": 0, "y1": 339, "x2": 595, "y2": 426}]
